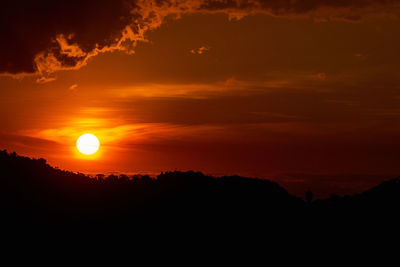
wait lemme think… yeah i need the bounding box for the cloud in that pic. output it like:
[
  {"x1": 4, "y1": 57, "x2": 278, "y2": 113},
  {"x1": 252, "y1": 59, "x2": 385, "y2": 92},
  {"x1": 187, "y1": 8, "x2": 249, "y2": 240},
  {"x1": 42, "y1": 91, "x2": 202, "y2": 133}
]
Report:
[
  {"x1": 0, "y1": 0, "x2": 140, "y2": 80},
  {"x1": 69, "y1": 84, "x2": 78, "y2": 91},
  {"x1": 0, "y1": 131, "x2": 64, "y2": 156},
  {"x1": 1, "y1": 0, "x2": 400, "y2": 81},
  {"x1": 190, "y1": 46, "x2": 210, "y2": 55}
]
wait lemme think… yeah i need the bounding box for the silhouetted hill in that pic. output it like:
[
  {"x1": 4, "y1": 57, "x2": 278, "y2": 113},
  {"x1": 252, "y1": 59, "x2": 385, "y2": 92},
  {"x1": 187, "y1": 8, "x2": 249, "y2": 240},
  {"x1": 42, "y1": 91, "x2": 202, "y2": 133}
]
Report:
[
  {"x1": 313, "y1": 177, "x2": 400, "y2": 217},
  {"x1": 0, "y1": 150, "x2": 304, "y2": 230},
  {"x1": 2, "y1": 150, "x2": 400, "y2": 233}
]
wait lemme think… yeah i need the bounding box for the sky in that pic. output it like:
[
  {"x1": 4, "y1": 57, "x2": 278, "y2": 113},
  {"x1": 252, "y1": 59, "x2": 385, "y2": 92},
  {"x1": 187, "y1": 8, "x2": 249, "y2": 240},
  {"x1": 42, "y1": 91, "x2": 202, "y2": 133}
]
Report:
[{"x1": 1, "y1": 0, "x2": 400, "y2": 198}]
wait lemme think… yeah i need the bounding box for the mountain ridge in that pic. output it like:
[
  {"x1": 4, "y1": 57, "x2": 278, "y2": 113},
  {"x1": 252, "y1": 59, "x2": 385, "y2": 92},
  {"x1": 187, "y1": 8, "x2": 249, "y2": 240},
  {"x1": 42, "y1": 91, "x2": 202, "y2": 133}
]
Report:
[{"x1": 1, "y1": 149, "x2": 400, "y2": 231}]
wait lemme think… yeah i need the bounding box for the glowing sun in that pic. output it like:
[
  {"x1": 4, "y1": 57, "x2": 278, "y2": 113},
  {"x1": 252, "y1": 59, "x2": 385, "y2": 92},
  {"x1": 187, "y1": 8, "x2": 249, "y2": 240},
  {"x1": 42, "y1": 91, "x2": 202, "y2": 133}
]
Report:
[{"x1": 76, "y1": 134, "x2": 100, "y2": 155}]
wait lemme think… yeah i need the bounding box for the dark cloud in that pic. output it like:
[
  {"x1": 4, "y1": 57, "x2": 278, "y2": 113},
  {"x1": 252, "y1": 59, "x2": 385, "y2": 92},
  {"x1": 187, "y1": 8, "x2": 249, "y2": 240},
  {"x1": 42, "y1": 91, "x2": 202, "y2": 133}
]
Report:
[
  {"x1": 0, "y1": 0, "x2": 137, "y2": 77},
  {"x1": 1, "y1": 0, "x2": 399, "y2": 80},
  {"x1": 0, "y1": 132, "x2": 62, "y2": 154}
]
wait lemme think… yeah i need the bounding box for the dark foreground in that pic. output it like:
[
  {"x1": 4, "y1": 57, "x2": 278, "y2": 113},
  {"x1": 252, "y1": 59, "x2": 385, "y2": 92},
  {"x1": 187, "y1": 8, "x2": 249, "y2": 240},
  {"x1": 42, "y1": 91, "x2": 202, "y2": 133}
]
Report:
[{"x1": 1, "y1": 150, "x2": 400, "y2": 235}]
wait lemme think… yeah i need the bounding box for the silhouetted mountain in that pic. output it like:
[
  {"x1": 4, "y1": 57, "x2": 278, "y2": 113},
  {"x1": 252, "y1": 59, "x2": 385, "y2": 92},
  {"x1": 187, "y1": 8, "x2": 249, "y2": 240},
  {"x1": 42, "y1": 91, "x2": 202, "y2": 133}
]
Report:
[
  {"x1": 313, "y1": 177, "x2": 400, "y2": 219},
  {"x1": 1, "y1": 150, "x2": 400, "y2": 233},
  {"x1": 0, "y1": 150, "x2": 305, "y2": 230}
]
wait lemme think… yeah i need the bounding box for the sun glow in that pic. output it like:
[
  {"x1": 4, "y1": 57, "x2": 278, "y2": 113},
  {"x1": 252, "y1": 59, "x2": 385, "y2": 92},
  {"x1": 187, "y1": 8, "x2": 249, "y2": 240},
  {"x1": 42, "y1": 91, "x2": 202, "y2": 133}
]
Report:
[{"x1": 76, "y1": 134, "x2": 100, "y2": 155}]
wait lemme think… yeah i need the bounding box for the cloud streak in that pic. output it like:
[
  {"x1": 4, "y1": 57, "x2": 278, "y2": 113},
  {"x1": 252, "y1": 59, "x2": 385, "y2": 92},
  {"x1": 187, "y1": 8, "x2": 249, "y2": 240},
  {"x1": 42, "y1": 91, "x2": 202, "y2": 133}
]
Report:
[{"x1": 1, "y1": 0, "x2": 400, "y2": 81}]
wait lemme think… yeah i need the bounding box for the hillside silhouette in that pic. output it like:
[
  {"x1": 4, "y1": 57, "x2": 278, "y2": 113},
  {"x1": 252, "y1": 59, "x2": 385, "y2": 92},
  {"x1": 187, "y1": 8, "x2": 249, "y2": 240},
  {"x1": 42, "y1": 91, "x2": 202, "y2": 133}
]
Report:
[{"x1": 2, "y1": 150, "x2": 400, "y2": 232}]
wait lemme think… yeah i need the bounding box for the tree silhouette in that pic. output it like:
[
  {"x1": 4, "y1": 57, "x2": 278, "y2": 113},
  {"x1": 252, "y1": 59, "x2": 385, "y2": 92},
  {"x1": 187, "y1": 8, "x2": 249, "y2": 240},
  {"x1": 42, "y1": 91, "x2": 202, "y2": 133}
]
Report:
[
  {"x1": 306, "y1": 190, "x2": 313, "y2": 204},
  {"x1": 1, "y1": 149, "x2": 400, "y2": 233}
]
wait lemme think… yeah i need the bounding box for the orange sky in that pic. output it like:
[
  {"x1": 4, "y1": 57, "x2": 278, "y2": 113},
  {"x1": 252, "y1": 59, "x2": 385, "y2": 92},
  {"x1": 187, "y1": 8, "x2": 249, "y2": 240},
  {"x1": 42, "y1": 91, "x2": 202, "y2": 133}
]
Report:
[{"x1": 1, "y1": 1, "x2": 400, "y2": 197}]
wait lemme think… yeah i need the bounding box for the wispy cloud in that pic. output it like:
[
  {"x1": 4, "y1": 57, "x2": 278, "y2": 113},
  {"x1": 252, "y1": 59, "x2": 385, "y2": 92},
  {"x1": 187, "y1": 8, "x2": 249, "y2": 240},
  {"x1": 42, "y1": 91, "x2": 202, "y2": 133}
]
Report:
[
  {"x1": 190, "y1": 46, "x2": 210, "y2": 55},
  {"x1": 69, "y1": 84, "x2": 78, "y2": 91}
]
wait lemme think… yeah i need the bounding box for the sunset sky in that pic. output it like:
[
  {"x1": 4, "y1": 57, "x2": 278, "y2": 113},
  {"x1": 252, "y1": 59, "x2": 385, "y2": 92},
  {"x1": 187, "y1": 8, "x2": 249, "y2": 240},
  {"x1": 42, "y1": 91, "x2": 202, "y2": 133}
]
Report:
[{"x1": 1, "y1": 0, "x2": 400, "y2": 197}]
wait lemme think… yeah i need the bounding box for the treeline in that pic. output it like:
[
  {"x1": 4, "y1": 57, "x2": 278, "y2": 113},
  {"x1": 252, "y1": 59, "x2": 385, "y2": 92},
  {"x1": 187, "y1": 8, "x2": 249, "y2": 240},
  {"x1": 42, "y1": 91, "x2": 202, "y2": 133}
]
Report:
[{"x1": 1, "y1": 150, "x2": 400, "y2": 231}]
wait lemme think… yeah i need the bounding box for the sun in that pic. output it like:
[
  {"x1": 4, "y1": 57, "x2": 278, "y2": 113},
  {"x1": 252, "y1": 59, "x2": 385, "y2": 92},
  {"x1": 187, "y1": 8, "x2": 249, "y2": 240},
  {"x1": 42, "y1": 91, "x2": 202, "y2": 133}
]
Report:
[{"x1": 76, "y1": 134, "x2": 100, "y2": 155}]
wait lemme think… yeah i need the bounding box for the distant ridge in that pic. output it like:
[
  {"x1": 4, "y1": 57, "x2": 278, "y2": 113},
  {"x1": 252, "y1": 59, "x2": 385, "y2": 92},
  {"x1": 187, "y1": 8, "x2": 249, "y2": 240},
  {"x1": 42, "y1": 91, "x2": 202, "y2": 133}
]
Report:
[{"x1": 1, "y1": 150, "x2": 400, "y2": 232}]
